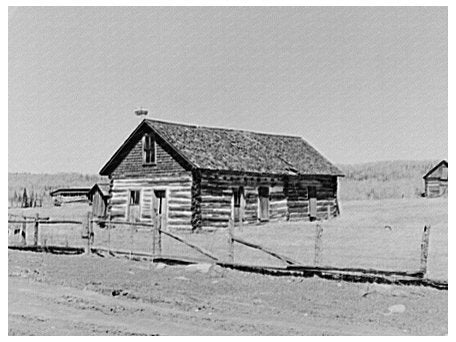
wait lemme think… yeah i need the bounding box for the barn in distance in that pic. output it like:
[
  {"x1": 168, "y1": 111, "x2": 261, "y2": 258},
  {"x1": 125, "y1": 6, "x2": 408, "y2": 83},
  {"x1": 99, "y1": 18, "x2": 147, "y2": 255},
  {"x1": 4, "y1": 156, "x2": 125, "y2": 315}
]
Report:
[
  {"x1": 423, "y1": 160, "x2": 448, "y2": 198},
  {"x1": 100, "y1": 118, "x2": 344, "y2": 230}
]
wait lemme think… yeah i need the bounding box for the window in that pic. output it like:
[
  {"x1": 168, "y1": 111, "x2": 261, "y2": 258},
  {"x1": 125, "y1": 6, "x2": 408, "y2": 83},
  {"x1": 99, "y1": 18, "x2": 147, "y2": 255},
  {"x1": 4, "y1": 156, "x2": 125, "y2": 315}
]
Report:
[
  {"x1": 142, "y1": 134, "x2": 156, "y2": 164},
  {"x1": 129, "y1": 190, "x2": 140, "y2": 205},
  {"x1": 258, "y1": 186, "x2": 269, "y2": 198}
]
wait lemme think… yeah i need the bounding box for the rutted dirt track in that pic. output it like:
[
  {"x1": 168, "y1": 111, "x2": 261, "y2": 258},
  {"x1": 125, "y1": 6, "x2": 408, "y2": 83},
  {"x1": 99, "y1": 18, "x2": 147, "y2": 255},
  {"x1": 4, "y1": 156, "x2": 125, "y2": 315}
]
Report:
[{"x1": 8, "y1": 251, "x2": 447, "y2": 335}]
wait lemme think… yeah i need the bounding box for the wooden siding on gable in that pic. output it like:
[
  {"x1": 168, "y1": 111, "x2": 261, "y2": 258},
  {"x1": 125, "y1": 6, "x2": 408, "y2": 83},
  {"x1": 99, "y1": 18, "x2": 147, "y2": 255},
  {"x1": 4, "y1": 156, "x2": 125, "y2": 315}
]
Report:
[
  {"x1": 111, "y1": 134, "x2": 189, "y2": 178},
  {"x1": 426, "y1": 163, "x2": 448, "y2": 180}
]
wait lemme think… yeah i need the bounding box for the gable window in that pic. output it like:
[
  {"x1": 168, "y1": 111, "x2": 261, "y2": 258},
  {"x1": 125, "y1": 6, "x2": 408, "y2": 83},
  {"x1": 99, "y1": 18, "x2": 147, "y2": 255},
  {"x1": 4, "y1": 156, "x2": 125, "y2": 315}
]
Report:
[{"x1": 142, "y1": 134, "x2": 156, "y2": 164}]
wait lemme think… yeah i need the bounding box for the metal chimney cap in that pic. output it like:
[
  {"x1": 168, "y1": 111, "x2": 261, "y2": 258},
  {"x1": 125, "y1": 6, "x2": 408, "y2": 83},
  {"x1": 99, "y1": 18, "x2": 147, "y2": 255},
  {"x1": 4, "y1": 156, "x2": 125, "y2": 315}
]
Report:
[{"x1": 135, "y1": 108, "x2": 148, "y2": 116}]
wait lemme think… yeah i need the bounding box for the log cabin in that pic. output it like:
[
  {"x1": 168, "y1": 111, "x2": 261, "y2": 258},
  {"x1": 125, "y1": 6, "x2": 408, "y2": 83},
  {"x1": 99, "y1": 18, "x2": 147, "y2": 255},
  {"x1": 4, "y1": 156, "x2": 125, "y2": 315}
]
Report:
[
  {"x1": 423, "y1": 160, "x2": 448, "y2": 198},
  {"x1": 99, "y1": 119, "x2": 344, "y2": 230}
]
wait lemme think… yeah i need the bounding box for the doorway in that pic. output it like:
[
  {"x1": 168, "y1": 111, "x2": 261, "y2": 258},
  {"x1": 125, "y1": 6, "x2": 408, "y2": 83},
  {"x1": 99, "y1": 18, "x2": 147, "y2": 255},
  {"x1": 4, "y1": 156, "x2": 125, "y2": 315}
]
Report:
[
  {"x1": 308, "y1": 186, "x2": 317, "y2": 220},
  {"x1": 231, "y1": 187, "x2": 245, "y2": 223},
  {"x1": 127, "y1": 190, "x2": 141, "y2": 222},
  {"x1": 258, "y1": 186, "x2": 270, "y2": 222},
  {"x1": 153, "y1": 190, "x2": 167, "y2": 230}
]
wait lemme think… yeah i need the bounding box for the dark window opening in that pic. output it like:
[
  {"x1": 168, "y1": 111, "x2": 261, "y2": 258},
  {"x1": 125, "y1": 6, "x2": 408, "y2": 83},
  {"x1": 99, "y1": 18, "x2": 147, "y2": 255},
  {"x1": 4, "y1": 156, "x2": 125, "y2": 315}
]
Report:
[
  {"x1": 258, "y1": 186, "x2": 270, "y2": 198},
  {"x1": 233, "y1": 187, "x2": 243, "y2": 208},
  {"x1": 308, "y1": 186, "x2": 317, "y2": 199},
  {"x1": 143, "y1": 134, "x2": 156, "y2": 164},
  {"x1": 130, "y1": 190, "x2": 140, "y2": 205}
]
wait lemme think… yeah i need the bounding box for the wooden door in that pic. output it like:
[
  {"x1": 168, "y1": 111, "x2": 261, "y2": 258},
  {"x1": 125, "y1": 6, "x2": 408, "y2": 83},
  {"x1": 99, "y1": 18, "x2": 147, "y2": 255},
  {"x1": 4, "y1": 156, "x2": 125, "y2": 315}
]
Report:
[
  {"x1": 308, "y1": 186, "x2": 317, "y2": 220},
  {"x1": 232, "y1": 187, "x2": 245, "y2": 223},
  {"x1": 258, "y1": 186, "x2": 270, "y2": 221},
  {"x1": 128, "y1": 190, "x2": 141, "y2": 222},
  {"x1": 153, "y1": 190, "x2": 167, "y2": 230}
]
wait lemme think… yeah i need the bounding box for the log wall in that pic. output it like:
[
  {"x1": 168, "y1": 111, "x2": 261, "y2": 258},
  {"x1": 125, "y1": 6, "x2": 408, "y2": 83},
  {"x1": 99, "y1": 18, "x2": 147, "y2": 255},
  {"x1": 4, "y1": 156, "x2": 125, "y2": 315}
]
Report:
[
  {"x1": 198, "y1": 172, "x2": 287, "y2": 229},
  {"x1": 425, "y1": 179, "x2": 448, "y2": 198},
  {"x1": 109, "y1": 174, "x2": 193, "y2": 229},
  {"x1": 285, "y1": 176, "x2": 338, "y2": 221}
]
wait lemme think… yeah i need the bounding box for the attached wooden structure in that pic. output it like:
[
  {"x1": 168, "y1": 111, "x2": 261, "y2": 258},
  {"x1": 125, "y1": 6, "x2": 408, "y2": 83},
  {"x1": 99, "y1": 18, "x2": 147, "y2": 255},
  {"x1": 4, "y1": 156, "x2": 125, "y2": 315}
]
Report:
[
  {"x1": 100, "y1": 119, "x2": 344, "y2": 230},
  {"x1": 423, "y1": 160, "x2": 448, "y2": 198},
  {"x1": 88, "y1": 183, "x2": 110, "y2": 218},
  {"x1": 49, "y1": 188, "x2": 90, "y2": 205}
]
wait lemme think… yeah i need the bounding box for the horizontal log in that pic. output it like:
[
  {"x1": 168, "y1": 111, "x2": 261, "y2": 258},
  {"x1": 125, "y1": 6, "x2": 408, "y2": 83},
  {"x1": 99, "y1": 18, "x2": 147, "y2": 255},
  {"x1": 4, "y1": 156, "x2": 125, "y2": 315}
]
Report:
[
  {"x1": 200, "y1": 208, "x2": 232, "y2": 214},
  {"x1": 110, "y1": 199, "x2": 128, "y2": 206},
  {"x1": 167, "y1": 222, "x2": 192, "y2": 228},
  {"x1": 168, "y1": 212, "x2": 192, "y2": 219},
  {"x1": 114, "y1": 175, "x2": 192, "y2": 183},
  {"x1": 169, "y1": 202, "x2": 192, "y2": 209},
  {"x1": 168, "y1": 198, "x2": 191, "y2": 205},
  {"x1": 201, "y1": 196, "x2": 231, "y2": 203},
  {"x1": 168, "y1": 192, "x2": 193, "y2": 198}
]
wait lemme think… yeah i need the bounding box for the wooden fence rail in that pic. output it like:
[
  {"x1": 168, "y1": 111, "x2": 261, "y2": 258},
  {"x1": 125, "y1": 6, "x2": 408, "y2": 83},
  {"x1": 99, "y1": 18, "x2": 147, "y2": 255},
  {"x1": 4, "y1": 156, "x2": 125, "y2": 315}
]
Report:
[
  {"x1": 231, "y1": 236, "x2": 301, "y2": 266},
  {"x1": 159, "y1": 229, "x2": 219, "y2": 261},
  {"x1": 8, "y1": 217, "x2": 84, "y2": 247}
]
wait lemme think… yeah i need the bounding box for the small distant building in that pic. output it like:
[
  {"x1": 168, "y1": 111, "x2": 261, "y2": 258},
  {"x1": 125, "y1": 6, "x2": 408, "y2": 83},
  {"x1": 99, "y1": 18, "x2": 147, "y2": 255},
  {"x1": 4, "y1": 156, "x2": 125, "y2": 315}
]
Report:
[
  {"x1": 49, "y1": 188, "x2": 91, "y2": 206},
  {"x1": 423, "y1": 160, "x2": 448, "y2": 198},
  {"x1": 88, "y1": 183, "x2": 110, "y2": 218}
]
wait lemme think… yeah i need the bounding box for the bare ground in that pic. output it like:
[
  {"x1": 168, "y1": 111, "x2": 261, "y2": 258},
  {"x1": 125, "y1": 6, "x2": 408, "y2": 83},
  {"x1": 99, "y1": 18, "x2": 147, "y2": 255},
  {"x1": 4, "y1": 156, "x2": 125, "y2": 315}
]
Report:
[{"x1": 8, "y1": 250, "x2": 447, "y2": 335}]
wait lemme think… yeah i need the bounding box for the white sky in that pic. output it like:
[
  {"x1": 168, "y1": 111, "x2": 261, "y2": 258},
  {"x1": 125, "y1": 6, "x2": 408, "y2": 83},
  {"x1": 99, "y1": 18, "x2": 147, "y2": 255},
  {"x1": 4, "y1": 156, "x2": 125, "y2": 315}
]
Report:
[{"x1": 8, "y1": 6, "x2": 448, "y2": 174}]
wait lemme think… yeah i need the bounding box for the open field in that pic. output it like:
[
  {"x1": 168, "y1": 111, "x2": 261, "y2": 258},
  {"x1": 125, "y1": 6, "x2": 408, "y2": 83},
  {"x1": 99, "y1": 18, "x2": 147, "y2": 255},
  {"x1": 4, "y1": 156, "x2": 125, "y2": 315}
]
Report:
[
  {"x1": 8, "y1": 250, "x2": 447, "y2": 335},
  {"x1": 8, "y1": 197, "x2": 447, "y2": 280}
]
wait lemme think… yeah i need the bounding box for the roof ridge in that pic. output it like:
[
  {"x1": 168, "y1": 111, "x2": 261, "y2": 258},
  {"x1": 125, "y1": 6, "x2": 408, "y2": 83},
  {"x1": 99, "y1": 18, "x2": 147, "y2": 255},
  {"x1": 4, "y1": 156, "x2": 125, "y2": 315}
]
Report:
[{"x1": 144, "y1": 118, "x2": 303, "y2": 139}]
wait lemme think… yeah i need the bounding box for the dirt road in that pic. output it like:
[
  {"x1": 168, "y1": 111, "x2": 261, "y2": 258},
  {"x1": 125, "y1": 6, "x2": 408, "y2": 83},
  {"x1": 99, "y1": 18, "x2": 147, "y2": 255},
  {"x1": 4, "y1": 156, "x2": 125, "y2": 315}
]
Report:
[{"x1": 8, "y1": 250, "x2": 447, "y2": 335}]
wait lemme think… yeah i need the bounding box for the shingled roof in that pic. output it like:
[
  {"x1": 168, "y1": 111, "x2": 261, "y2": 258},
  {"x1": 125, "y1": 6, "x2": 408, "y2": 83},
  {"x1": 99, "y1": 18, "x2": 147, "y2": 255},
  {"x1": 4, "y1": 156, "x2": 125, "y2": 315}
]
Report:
[{"x1": 100, "y1": 119, "x2": 344, "y2": 177}]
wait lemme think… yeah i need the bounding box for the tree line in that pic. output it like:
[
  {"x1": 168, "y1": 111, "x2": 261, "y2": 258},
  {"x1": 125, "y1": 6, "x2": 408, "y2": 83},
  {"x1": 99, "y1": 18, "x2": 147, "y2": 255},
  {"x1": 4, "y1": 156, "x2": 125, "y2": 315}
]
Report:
[{"x1": 9, "y1": 188, "x2": 44, "y2": 208}]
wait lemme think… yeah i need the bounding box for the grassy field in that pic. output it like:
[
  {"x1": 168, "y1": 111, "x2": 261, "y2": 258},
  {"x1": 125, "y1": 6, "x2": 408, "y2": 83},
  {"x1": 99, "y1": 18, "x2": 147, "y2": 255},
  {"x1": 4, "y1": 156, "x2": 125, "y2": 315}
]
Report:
[{"x1": 8, "y1": 197, "x2": 447, "y2": 281}]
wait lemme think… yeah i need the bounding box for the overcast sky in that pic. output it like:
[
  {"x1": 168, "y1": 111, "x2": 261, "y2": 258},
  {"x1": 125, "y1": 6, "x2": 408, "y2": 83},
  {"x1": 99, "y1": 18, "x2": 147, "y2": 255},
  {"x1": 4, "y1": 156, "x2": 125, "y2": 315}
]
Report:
[{"x1": 8, "y1": 6, "x2": 447, "y2": 174}]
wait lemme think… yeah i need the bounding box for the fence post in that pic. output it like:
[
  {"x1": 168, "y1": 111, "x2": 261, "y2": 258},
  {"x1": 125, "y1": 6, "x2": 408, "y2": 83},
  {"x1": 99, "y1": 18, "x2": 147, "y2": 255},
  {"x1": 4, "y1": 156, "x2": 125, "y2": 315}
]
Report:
[
  {"x1": 85, "y1": 212, "x2": 92, "y2": 255},
  {"x1": 33, "y1": 213, "x2": 39, "y2": 246},
  {"x1": 228, "y1": 218, "x2": 234, "y2": 262},
  {"x1": 89, "y1": 212, "x2": 94, "y2": 250},
  {"x1": 107, "y1": 214, "x2": 112, "y2": 255},
  {"x1": 327, "y1": 205, "x2": 331, "y2": 220},
  {"x1": 152, "y1": 216, "x2": 156, "y2": 258},
  {"x1": 21, "y1": 216, "x2": 27, "y2": 246},
  {"x1": 157, "y1": 214, "x2": 162, "y2": 257},
  {"x1": 129, "y1": 223, "x2": 134, "y2": 260},
  {"x1": 420, "y1": 225, "x2": 431, "y2": 275},
  {"x1": 314, "y1": 223, "x2": 323, "y2": 266}
]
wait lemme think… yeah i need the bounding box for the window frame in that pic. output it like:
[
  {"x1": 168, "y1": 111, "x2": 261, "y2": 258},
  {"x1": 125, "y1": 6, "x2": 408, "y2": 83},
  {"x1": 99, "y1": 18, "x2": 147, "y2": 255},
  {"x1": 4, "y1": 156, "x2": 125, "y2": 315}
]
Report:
[
  {"x1": 142, "y1": 134, "x2": 156, "y2": 165},
  {"x1": 129, "y1": 190, "x2": 141, "y2": 206}
]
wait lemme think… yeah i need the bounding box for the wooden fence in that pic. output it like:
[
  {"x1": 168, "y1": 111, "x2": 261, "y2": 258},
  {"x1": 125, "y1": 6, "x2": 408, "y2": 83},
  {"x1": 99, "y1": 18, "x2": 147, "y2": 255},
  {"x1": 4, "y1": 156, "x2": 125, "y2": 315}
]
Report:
[{"x1": 8, "y1": 212, "x2": 442, "y2": 288}]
